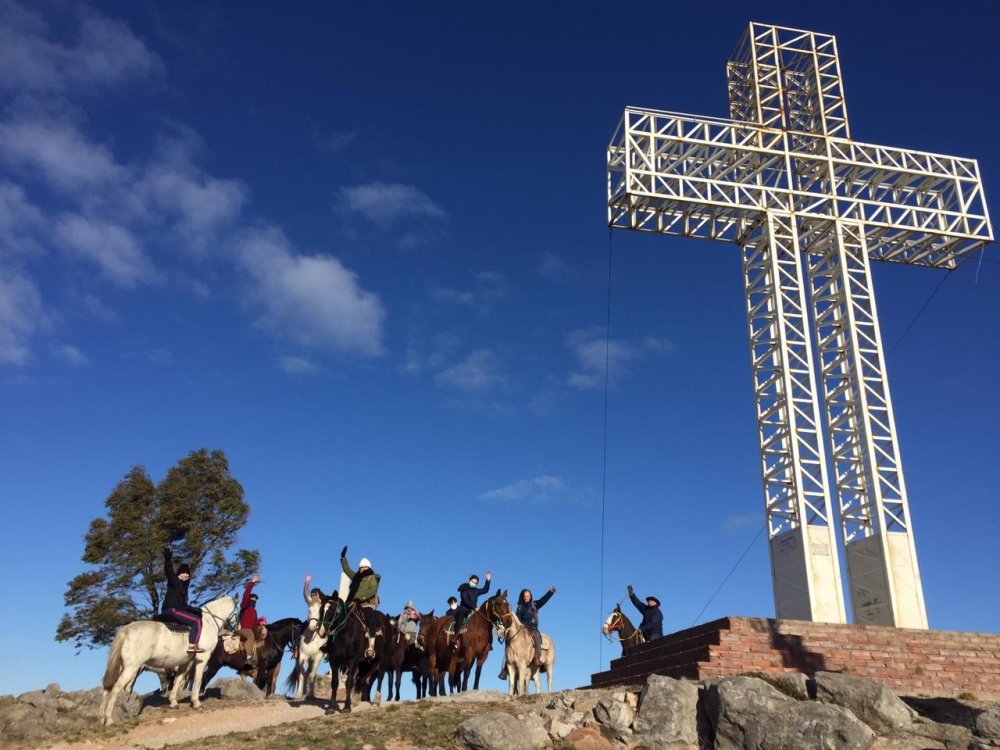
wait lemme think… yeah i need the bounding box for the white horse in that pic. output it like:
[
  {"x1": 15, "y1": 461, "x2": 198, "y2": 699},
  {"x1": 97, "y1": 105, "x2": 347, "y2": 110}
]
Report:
[
  {"x1": 290, "y1": 593, "x2": 329, "y2": 700},
  {"x1": 500, "y1": 610, "x2": 555, "y2": 696},
  {"x1": 98, "y1": 596, "x2": 239, "y2": 725}
]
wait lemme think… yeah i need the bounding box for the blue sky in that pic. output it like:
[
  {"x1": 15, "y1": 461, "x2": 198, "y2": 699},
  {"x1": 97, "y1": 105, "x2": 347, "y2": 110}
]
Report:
[{"x1": 1, "y1": 1, "x2": 998, "y2": 699}]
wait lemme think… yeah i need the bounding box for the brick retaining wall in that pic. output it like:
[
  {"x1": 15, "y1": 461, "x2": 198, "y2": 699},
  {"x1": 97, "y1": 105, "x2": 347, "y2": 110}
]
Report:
[{"x1": 590, "y1": 617, "x2": 1000, "y2": 699}]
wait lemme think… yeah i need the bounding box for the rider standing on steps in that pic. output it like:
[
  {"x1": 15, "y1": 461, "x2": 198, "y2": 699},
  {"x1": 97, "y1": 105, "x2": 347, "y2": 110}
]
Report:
[
  {"x1": 452, "y1": 571, "x2": 491, "y2": 649},
  {"x1": 162, "y1": 545, "x2": 203, "y2": 654},
  {"x1": 341, "y1": 546, "x2": 381, "y2": 655},
  {"x1": 498, "y1": 586, "x2": 556, "y2": 679},
  {"x1": 238, "y1": 574, "x2": 261, "y2": 669},
  {"x1": 627, "y1": 584, "x2": 663, "y2": 641}
]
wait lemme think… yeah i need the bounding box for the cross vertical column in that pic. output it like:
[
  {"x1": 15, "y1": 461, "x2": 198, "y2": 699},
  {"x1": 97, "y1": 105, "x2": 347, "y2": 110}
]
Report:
[
  {"x1": 742, "y1": 211, "x2": 846, "y2": 623},
  {"x1": 806, "y1": 223, "x2": 928, "y2": 626}
]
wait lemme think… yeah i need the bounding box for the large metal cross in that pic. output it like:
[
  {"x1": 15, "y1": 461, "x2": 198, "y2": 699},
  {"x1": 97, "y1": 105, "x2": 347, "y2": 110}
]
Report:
[{"x1": 608, "y1": 22, "x2": 992, "y2": 627}]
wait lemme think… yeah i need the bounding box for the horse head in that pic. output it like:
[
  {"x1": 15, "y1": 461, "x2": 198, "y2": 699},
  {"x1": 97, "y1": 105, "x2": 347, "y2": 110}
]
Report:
[
  {"x1": 317, "y1": 591, "x2": 344, "y2": 638},
  {"x1": 602, "y1": 604, "x2": 625, "y2": 636},
  {"x1": 484, "y1": 589, "x2": 512, "y2": 631}
]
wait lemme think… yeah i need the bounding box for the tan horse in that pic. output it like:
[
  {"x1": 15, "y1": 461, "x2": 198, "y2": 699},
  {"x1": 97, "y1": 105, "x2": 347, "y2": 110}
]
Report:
[{"x1": 500, "y1": 609, "x2": 554, "y2": 696}]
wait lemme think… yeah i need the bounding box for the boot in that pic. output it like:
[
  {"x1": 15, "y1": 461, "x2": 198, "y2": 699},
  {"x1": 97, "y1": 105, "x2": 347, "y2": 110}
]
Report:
[
  {"x1": 365, "y1": 636, "x2": 376, "y2": 659},
  {"x1": 530, "y1": 653, "x2": 542, "y2": 669},
  {"x1": 498, "y1": 665, "x2": 508, "y2": 680}
]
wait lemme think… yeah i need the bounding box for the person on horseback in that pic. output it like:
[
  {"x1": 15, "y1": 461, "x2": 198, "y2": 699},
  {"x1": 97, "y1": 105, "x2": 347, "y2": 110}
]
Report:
[
  {"x1": 162, "y1": 545, "x2": 203, "y2": 653},
  {"x1": 498, "y1": 585, "x2": 556, "y2": 679},
  {"x1": 627, "y1": 584, "x2": 663, "y2": 641},
  {"x1": 451, "y1": 571, "x2": 491, "y2": 649},
  {"x1": 398, "y1": 601, "x2": 420, "y2": 645},
  {"x1": 341, "y1": 546, "x2": 382, "y2": 654},
  {"x1": 238, "y1": 574, "x2": 262, "y2": 669}
]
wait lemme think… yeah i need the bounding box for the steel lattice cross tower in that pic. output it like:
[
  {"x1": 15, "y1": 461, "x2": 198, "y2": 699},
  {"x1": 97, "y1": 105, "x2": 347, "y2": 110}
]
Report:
[{"x1": 608, "y1": 22, "x2": 992, "y2": 627}]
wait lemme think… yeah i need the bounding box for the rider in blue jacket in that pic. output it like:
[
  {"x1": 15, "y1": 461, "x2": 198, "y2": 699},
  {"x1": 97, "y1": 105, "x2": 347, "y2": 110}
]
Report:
[
  {"x1": 498, "y1": 586, "x2": 556, "y2": 679},
  {"x1": 627, "y1": 584, "x2": 663, "y2": 642}
]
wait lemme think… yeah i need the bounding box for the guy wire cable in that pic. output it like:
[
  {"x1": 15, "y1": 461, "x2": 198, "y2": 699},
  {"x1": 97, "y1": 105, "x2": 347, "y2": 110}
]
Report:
[{"x1": 599, "y1": 227, "x2": 613, "y2": 670}]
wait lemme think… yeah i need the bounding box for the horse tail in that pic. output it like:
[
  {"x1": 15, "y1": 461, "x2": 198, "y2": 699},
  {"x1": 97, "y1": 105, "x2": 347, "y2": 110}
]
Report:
[
  {"x1": 102, "y1": 628, "x2": 126, "y2": 690},
  {"x1": 283, "y1": 658, "x2": 301, "y2": 693}
]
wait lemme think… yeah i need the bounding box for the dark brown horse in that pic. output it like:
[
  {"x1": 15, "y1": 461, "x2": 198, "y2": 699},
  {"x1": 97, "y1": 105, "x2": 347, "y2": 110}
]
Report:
[
  {"x1": 201, "y1": 617, "x2": 302, "y2": 696},
  {"x1": 426, "y1": 591, "x2": 511, "y2": 694},
  {"x1": 319, "y1": 592, "x2": 390, "y2": 713},
  {"x1": 602, "y1": 604, "x2": 645, "y2": 656},
  {"x1": 382, "y1": 609, "x2": 433, "y2": 701}
]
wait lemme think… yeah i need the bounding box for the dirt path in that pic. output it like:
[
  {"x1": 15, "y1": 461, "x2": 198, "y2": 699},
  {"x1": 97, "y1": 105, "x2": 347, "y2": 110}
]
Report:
[{"x1": 46, "y1": 700, "x2": 345, "y2": 749}]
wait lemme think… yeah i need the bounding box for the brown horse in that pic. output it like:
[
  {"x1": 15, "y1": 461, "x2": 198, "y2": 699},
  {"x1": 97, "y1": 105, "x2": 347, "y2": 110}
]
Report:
[
  {"x1": 602, "y1": 604, "x2": 645, "y2": 656},
  {"x1": 426, "y1": 591, "x2": 511, "y2": 694},
  {"x1": 382, "y1": 609, "x2": 433, "y2": 701}
]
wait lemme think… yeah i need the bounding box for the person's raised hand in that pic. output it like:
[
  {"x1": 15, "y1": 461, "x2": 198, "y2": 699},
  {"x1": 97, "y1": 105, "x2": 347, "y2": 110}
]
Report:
[
  {"x1": 627, "y1": 585, "x2": 634, "y2": 595},
  {"x1": 485, "y1": 571, "x2": 492, "y2": 581},
  {"x1": 252, "y1": 574, "x2": 260, "y2": 584},
  {"x1": 305, "y1": 573, "x2": 312, "y2": 583},
  {"x1": 550, "y1": 586, "x2": 557, "y2": 594},
  {"x1": 341, "y1": 546, "x2": 348, "y2": 559}
]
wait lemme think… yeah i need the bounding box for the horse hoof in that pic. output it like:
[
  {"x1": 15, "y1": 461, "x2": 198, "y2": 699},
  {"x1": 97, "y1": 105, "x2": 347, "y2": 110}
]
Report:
[{"x1": 325, "y1": 706, "x2": 339, "y2": 715}]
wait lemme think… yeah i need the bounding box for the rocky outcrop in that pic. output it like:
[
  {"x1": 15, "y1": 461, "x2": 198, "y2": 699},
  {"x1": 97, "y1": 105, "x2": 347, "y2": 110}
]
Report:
[
  {"x1": 3, "y1": 671, "x2": 1000, "y2": 749},
  {"x1": 454, "y1": 672, "x2": 1000, "y2": 749}
]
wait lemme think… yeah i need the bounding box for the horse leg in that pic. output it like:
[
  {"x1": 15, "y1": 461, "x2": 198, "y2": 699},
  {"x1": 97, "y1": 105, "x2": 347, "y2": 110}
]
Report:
[
  {"x1": 342, "y1": 665, "x2": 355, "y2": 713},
  {"x1": 189, "y1": 660, "x2": 206, "y2": 710},
  {"x1": 325, "y1": 666, "x2": 341, "y2": 714}
]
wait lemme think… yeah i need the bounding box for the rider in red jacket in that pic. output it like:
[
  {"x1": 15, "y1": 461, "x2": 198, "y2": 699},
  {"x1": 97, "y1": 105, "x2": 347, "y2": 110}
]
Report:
[{"x1": 238, "y1": 574, "x2": 261, "y2": 669}]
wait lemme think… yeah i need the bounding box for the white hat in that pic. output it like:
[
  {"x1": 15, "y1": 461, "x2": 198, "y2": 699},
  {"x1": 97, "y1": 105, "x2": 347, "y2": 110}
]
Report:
[
  {"x1": 359, "y1": 557, "x2": 371, "y2": 568},
  {"x1": 406, "y1": 600, "x2": 416, "y2": 609}
]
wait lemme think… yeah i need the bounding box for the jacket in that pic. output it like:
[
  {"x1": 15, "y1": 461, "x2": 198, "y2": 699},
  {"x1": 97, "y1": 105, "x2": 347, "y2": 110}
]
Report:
[
  {"x1": 239, "y1": 581, "x2": 260, "y2": 629},
  {"x1": 342, "y1": 557, "x2": 380, "y2": 603},
  {"x1": 457, "y1": 578, "x2": 490, "y2": 611},
  {"x1": 162, "y1": 548, "x2": 191, "y2": 613},
  {"x1": 629, "y1": 592, "x2": 663, "y2": 640},
  {"x1": 516, "y1": 589, "x2": 553, "y2": 630}
]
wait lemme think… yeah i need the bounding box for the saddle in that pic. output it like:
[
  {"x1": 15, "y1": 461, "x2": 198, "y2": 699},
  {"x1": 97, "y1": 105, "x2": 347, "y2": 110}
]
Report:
[
  {"x1": 152, "y1": 613, "x2": 192, "y2": 634},
  {"x1": 445, "y1": 611, "x2": 472, "y2": 636}
]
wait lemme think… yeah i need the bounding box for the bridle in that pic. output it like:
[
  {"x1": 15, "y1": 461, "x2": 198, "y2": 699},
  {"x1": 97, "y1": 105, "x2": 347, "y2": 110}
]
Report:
[
  {"x1": 603, "y1": 609, "x2": 644, "y2": 645},
  {"x1": 482, "y1": 594, "x2": 513, "y2": 635},
  {"x1": 204, "y1": 596, "x2": 241, "y2": 634}
]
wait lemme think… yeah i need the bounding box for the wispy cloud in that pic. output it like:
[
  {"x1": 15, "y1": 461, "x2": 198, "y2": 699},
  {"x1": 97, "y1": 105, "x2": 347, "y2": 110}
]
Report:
[
  {"x1": 566, "y1": 327, "x2": 673, "y2": 390},
  {"x1": 0, "y1": 117, "x2": 127, "y2": 193},
  {"x1": 237, "y1": 226, "x2": 386, "y2": 357},
  {"x1": 50, "y1": 343, "x2": 87, "y2": 366},
  {"x1": 722, "y1": 514, "x2": 761, "y2": 533},
  {"x1": 0, "y1": 2, "x2": 163, "y2": 92},
  {"x1": 53, "y1": 214, "x2": 157, "y2": 288},
  {"x1": 429, "y1": 270, "x2": 505, "y2": 310},
  {"x1": 0, "y1": 271, "x2": 48, "y2": 364},
  {"x1": 337, "y1": 182, "x2": 447, "y2": 224},
  {"x1": 479, "y1": 475, "x2": 581, "y2": 505},
  {"x1": 278, "y1": 355, "x2": 321, "y2": 374},
  {"x1": 317, "y1": 130, "x2": 357, "y2": 154},
  {"x1": 435, "y1": 349, "x2": 504, "y2": 392}
]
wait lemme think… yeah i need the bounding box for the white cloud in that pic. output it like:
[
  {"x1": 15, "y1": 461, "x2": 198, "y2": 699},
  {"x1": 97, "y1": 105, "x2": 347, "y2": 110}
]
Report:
[
  {"x1": 566, "y1": 327, "x2": 672, "y2": 390},
  {"x1": 435, "y1": 349, "x2": 504, "y2": 392},
  {"x1": 137, "y1": 161, "x2": 247, "y2": 247},
  {"x1": 50, "y1": 343, "x2": 87, "y2": 366},
  {"x1": 278, "y1": 355, "x2": 321, "y2": 374},
  {"x1": 479, "y1": 475, "x2": 578, "y2": 504},
  {"x1": 0, "y1": 179, "x2": 44, "y2": 256},
  {"x1": 238, "y1": 226, "x2": 385, "y2": 357},
  {"x1": 429, "y1": 270, "x2": 505, "y2": 310},
  {"x1": 0, "y1": 271, "x2": 47, "y2": 365},
  {"x1": 0, "y1": 1, "x2": 162, "y2": 92},
  {"x1": 53, "y1": 214, "x2": 156, "y2": 288},
  {"x1": 337, "y1": 182, "x2": 447, "y2": 224},
  {"x1": 0, "y1": 117, "x2": 126, "y2": 193},
  {"x1": 722, "y1": 514, "x2": 762, "y2": 533}
]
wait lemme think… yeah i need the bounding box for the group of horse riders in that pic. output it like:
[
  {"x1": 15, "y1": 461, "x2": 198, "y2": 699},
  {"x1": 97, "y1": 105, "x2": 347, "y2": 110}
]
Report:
[{"x1": 162, "y1": 544, "x2": 663, "y2": 680}]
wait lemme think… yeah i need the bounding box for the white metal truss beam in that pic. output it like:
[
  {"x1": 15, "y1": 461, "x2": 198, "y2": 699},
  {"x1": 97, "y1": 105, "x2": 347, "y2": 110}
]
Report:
[{"x1": 607, "y1": 22, "x2": 993, "y2": 627}]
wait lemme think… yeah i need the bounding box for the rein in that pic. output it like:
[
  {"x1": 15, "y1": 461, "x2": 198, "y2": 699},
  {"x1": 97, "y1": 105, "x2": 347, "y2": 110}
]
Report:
[{"x1": 603, "y1": 610, "x2": 644, "y2": 645}]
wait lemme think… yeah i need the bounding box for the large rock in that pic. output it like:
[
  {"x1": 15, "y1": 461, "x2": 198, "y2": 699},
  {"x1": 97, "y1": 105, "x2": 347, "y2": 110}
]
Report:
[
  {"x1": 631, "y1": 674, "x2": 700, "y2": 749},
  {"x1": 455, "y1": 711, "x2": 539, "y2": 750},
  {"x1": 976, "y1": 706, "x2": 1000, "y2": 740},
  {"x1": 705, "y1": 675, "x2": 875, "y2": 750},
  {"x1": 814, "y1": 671, "x2": 914, "y2": 734}
]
